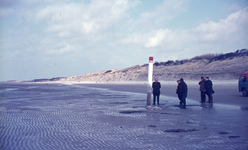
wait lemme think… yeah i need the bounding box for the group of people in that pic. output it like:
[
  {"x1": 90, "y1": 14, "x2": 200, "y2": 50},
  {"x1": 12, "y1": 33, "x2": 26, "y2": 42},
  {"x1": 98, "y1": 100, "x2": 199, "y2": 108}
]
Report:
[
  {"x1": 152, "y1": 77, "x2": 214, "y2": 108},
  {"x1": 199, "y1": 76, "x2": 214, "y2": 103}
]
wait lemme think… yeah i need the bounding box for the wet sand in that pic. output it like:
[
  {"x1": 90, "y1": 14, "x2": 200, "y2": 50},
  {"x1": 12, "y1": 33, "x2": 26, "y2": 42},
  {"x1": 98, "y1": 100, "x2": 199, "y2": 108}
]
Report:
[
  {"x1": 80, "y1": 83, "x2": 248, "y2": 107},
  {"x1": 1, "y1": 82, "x2": 248, "y2": 149}
]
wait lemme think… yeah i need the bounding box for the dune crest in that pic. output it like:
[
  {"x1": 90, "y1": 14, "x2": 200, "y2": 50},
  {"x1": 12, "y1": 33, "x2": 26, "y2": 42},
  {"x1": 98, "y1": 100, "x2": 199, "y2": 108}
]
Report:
[{"x1": 34, "y1": 49, "x2": 248, "y2": 83}]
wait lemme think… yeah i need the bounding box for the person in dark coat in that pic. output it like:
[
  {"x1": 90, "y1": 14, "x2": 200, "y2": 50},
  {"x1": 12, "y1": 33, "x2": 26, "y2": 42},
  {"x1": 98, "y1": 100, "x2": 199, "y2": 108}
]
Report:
[
  {"x1": 177, "y1": 78, "x2": 188, "y2": 108},
  {"x1": 199, "y1": 76, "x2": 206, "y2": 103},
  {"x1": 205, "y1": 77, "x2": 214, "y2": 103},
  {"x1": 176, "y1": 80, "x2": 181, "y2": 101},
  {"x1": 152, "y1": 78, "x2": 161, "y2": 106}
]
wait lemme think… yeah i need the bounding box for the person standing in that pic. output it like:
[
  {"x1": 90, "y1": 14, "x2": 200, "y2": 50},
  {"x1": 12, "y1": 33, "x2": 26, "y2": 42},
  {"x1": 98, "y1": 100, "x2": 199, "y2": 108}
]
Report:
[
  {"x1": 199, "y1": 76, "x2": 206, "y2": 103},
  {"x1": 205, "y1": 77, "x2": 214, "y2": 103},
  {"x1": 176, "y1": 80, "x2": 182, "y2": 104},
  {"x1": 152, "y1": 78, "x2": 161, "y2": 106},
  {"x1": 177, "y1": 78, "x2": 188, "y2": 108}
]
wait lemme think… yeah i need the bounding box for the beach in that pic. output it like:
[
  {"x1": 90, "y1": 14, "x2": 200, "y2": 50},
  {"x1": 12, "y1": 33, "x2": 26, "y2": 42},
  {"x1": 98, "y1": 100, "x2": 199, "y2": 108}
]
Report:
[
  {"x1": 0, "y1": 82, "x2": 247, "y2": 149},
  {"x1": 80, "y1": 80, "x2": 248, "y2": 107}
]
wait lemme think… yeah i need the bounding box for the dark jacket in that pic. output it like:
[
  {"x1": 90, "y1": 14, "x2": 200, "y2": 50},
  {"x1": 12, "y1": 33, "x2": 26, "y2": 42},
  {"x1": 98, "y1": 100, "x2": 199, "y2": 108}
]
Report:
[
  {"x1": 152, "y1": 82, "x2": 161, "y2": 94},
  {"x1": 177, "y1": 81, "x2": 188, "y2": 99},
  {"x1": 205, "y1": 80, "x2": 213, "y2": 95},
  {"x1": 176, "y1": 84, "x2": 181, "y2": 100},
  {"x1": 199, "y1": 80, "x2": 206, "y2": 92}
]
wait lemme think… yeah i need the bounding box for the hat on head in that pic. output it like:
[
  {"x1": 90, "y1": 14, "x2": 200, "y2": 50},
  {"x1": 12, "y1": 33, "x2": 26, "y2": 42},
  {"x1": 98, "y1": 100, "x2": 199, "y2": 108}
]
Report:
[{"x1": 180, "y1": 78, "x2": 184, "y2": 82}]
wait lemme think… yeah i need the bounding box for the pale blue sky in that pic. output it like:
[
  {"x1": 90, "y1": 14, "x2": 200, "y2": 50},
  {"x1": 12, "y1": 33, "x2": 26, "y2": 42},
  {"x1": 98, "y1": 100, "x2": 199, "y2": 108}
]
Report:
[{"x1": 0, "y1": 0, "x2": 248, "y2": 81}]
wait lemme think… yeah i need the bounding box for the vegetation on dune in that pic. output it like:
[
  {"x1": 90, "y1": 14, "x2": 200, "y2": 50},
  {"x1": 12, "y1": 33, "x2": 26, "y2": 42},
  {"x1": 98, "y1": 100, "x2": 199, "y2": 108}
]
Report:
[{"x1": 152, "y1": 49, "x2": 248, "y2": 67}]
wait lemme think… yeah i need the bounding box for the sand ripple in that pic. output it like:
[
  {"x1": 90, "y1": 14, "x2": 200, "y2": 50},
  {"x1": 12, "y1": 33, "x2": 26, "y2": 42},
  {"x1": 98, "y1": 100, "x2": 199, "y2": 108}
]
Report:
[{"x1": 0, "y1": 83, "x2": 247, "y2": 149}]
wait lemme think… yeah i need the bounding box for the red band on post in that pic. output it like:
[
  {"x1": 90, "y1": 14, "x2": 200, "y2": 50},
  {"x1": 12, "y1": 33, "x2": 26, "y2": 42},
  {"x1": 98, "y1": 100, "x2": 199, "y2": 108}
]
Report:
[{"x1": 149, "y1": 57, "x2": 153, "y2": 63}]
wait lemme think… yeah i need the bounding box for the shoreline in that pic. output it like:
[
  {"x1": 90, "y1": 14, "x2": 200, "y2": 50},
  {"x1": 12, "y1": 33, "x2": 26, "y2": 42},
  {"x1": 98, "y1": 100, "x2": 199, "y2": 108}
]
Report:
[
  {"x1": 0, "y1": 79, "x2": 238, "y2": 86},
  {"x1": 1, "y1": 80, "x2": 247, "y2": 109}
]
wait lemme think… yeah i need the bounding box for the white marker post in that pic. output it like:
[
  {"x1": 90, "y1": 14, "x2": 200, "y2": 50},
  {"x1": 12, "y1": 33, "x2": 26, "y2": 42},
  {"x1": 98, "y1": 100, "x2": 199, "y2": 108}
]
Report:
[{"x1": 147, "y1": 56, "x2": 153, "y2": 106}]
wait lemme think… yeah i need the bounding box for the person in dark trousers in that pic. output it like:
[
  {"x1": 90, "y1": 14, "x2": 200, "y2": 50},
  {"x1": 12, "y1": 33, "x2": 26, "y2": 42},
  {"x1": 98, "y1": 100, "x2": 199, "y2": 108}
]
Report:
[
  {"x1": 176, "y1": 78, "x2": 188, "y2": 108},
  {"x1": 152, "y1": 78, "x2": 161, "y2": 106},
  {"x1": 199, "y1": 76, "x2": 206, "y2": 103},
  {"x1": 205, "y1": 77, "x2": 214, "y2": 103}
]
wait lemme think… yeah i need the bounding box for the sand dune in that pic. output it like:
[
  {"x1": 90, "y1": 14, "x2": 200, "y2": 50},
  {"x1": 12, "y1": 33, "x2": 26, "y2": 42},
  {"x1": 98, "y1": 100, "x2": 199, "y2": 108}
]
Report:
[
  {"x1": 58, "y1": 56, "x2": 247, "y2": 83},
  {"x1": 30, "y1": 50, "x2": 248, "y2": 83}
]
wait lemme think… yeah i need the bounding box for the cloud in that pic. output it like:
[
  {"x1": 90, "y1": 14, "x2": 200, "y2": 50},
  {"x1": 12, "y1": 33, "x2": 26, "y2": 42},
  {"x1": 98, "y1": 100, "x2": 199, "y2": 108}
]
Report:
[
  {"x1": 127, "y1": 0, "x2": 189, "y2": 32},
  {"x1": 222, "y1": 3, "x2": 244, "y2": 13},
  {"x1": 118, "y1": 6, "x2": 248, "y2": 62},
  {"x1": 0, "y1": 7, "x2": 14, "y2": 17},
  {"x1": 124, "y1": 6, "x2": 248, "y2": 48},
  {"x1": 145, "y1": 30, "x2": 167, "y2": 47},
  {"x1": 45, "y1": 42, "x2": 76, "y2": 55},
  {"x1": 1, "y1": 0, "x2": 248, "y2": 81},
  {"x1": 194, "y1": 7, "x2": 248, "y2": 43},
  {"x1": 35, "y1": 0, "x2": 138, "y2": 36},
  {"x1": 27, "y1": 0, "x2": 142, "y2": 62}
]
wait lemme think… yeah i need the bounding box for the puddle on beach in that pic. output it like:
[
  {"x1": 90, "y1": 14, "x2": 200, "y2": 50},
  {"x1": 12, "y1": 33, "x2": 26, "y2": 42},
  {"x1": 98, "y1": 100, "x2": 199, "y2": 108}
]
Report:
[
  {"x1": 240, "y1": 107, "x2": 248, "y2": 111},
  {"x1": 119, "y1": 110, "x2": 145, "y2": 114},
  {"x1": 164, "y1": 128, "x2": 199, "y2": 133},
  {"x1": 109, "y1": 102, "x2": 128, "y2": 104}
]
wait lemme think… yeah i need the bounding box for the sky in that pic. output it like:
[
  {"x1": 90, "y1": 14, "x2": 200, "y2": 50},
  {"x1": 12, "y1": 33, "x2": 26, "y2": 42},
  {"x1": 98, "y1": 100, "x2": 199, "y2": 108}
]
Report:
[{"x1": 0, "y1": 0, "x2": 248, "y2": 81}]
